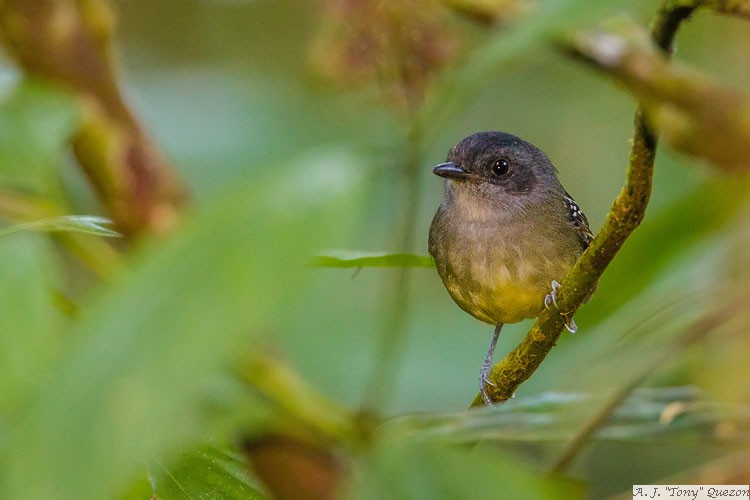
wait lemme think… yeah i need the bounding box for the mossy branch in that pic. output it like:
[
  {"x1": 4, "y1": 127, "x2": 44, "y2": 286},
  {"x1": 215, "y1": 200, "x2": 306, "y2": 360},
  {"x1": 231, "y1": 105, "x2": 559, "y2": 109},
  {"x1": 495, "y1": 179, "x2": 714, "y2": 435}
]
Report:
[
  {"x1": 562, "y1": 15, "x2": 750, "y2": 171},
  {"x1": 0, "y1": 0, "x2": 187, "y2": 236},
  {"x1": 471, "y1": 1, "x2": 706, "y2": 407}
]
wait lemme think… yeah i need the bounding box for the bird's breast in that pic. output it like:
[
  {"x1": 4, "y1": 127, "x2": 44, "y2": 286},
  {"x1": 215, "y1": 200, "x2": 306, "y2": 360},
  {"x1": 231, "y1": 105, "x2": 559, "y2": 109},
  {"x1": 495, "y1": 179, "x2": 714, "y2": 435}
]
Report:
[{"x1": 431, "y1": 215, "x2": 577, "y2": 325}]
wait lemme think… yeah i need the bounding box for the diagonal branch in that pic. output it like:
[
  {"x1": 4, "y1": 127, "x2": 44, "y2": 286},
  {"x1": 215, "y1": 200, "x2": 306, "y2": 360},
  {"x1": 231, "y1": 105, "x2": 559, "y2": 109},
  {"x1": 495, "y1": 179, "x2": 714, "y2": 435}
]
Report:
[{"x1": 471, "y1": 1, "x2": 706, "y2": 407}]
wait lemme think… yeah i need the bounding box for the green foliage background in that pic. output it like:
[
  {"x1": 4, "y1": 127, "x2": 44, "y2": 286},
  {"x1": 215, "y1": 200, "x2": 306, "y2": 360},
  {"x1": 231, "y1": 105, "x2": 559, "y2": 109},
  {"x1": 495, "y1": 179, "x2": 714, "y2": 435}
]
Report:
[{"x1": 1, "y1": 0, "x2": 749, "y2": 498}]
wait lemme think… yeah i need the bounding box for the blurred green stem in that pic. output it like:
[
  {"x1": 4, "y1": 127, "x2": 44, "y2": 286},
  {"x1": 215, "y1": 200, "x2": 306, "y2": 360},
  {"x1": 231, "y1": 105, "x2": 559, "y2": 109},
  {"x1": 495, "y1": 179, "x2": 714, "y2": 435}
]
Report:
[
  {"x1": 471, "y1": 1, "x2": 698, "y2": 406},
  {"x1": 362, "y1": 123, "x2": 425, "y2": 413},
  {"x1": 239, "y1": 353, "x2": 358, "y2": 445}
]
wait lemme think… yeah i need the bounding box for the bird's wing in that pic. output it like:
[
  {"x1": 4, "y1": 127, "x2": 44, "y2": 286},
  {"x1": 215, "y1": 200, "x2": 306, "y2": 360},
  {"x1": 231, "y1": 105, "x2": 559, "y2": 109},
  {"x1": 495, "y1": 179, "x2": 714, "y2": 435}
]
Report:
[{"x1": 563, "y1": 192, "x2": 594, "y2": 250}]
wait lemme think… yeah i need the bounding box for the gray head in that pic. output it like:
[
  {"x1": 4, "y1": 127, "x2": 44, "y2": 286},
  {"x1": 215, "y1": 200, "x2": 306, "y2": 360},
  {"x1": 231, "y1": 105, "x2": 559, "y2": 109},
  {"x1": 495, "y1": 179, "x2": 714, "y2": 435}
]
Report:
[{"x1": 433, "y1": 132, "x2": 563, "y2": 211}]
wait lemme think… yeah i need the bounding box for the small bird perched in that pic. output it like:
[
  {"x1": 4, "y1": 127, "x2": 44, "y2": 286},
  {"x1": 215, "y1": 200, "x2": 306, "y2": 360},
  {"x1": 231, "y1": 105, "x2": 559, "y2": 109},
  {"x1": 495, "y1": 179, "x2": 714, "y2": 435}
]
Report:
[{"x1": 428, "y1": 131, "x2": 593, "y2": 405}]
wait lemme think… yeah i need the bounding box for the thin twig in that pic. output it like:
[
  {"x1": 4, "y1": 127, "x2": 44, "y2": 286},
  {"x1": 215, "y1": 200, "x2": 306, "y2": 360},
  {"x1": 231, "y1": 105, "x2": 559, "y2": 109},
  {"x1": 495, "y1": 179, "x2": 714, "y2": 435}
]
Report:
[{"x1": 362, "y1": 124, "x2": 425, "y2": 411}]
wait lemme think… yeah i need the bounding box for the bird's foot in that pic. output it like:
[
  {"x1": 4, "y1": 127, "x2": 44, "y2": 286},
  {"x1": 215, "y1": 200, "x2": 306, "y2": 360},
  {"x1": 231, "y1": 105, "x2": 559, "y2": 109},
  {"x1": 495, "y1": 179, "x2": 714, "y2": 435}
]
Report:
[
  {"x1": 545, "y1": 280, "x2": 578, "y2": 334},
  {"x1": 544, "y1": 280, "x2": 560, "y2": 310},
  {"x1": 479, "y1": 375, "x2": 497, "y2": 406},
  {"x1": 480, "y1": 370, "x2": 497, "y2": 405},
  {"x1": 564, "y1": 317, "x2": 578, "y2": 334}
]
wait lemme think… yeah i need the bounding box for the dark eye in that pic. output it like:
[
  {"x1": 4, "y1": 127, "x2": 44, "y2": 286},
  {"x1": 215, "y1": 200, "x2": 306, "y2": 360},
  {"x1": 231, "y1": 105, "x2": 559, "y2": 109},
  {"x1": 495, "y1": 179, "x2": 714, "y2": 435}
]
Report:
[{"x1": 491, "y1": 158, "x2": 510, "y2": 176}]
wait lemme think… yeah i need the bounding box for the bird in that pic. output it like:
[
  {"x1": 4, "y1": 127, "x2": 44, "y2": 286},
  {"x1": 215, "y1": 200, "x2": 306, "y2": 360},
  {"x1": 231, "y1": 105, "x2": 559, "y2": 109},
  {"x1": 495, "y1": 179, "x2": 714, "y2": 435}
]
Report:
[{"x1": 428, "y1": 131, "x2": 593, "y2": 405}]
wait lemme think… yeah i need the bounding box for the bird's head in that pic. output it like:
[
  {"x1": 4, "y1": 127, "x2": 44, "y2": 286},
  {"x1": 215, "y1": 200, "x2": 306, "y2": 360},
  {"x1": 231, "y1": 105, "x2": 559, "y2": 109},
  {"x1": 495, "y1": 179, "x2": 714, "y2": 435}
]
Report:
[{"x1": 433, "y1": 132, "x2": 561, "y2": 208}]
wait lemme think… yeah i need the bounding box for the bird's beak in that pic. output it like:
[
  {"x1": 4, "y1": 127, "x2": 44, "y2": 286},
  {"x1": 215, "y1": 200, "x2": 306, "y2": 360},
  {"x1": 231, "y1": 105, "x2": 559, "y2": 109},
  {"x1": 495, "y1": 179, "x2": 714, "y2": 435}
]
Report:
[{"x1": 433, "y1": 162, "x2": 470, "y2": 179}]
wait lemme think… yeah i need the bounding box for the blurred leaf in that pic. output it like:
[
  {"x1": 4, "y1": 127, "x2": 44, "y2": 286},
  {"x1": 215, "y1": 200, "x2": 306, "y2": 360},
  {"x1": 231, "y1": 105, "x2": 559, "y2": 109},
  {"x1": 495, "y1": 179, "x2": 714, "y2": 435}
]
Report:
[
  {"x1": 0, "y1": 190, "x2": 123, "y2": 278},
  {"x1": 0, "y1": 79, "x2": 80, "y2": 194},
  {"x1": 2, "y1": 149, "x2": 363, "y2": 500},
  {"x1": 0, "y1": 232, "x2": 60, "y2": 413},
  {"x1": 313, "y1": 250, "x2": 434, "y2": 268},
  {"x1": 343, "y1": 437, "x2": 582, "y2": 500},
  {"x1": 390, "y1": 387, "x2": 750, "y2": 445},
  {"x1": 146, "y1": 446, "x2": 266, "y2": 500},
  {"x1": 0, "y1": 215, "x2": 121, "y2": 238}
]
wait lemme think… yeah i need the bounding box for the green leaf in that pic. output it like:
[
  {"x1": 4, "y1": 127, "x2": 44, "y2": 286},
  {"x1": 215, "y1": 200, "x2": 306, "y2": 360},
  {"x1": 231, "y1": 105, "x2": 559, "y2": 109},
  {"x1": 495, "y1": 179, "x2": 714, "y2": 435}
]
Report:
[
  {"x1": 313, "y1": 250, "x2": 434, "y2": 268},
  {"x1": 0, "y1": 215, "x2": 121, "y2": 238},
  {"x1": 0, "y1": 79, "x2": 81, "y2": 195},
  {"x1": 2, "y1": 149, "x2": 363, "y2": 500},
  {"x1": 344, "y1": 437, "x2": 582, "y2": 500},
  {"x1": 389, "y1": 387, "x2": 750, "y2": 445},
  {"x1": 0, "y1": 232, "x2": 61, "y2": 414},
  {"x1": 123, "y1": 446, "x2": 267, "y2": 500}
]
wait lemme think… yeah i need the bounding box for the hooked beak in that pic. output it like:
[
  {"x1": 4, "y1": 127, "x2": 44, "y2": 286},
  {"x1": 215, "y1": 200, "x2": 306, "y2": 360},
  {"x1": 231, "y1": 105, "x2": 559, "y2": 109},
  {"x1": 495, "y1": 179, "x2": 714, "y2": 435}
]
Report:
[{"x1": 433, "y1": 162, "x2": 471, "y2": 179}]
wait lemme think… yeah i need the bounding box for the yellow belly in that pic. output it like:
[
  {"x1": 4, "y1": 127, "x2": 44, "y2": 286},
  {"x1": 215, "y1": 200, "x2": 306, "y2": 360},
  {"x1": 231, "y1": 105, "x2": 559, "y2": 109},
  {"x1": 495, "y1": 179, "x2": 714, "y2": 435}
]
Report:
[
  {"x1": 445, "y1": 273, "x2": 548, "y2": 325},
  {"x1": 429, "y1": 204, "x2": 583, "y2": 326}
]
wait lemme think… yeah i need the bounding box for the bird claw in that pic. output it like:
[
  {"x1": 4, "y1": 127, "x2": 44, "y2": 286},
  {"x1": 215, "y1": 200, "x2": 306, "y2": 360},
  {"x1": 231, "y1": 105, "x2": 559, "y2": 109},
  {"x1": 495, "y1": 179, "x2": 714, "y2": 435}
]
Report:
[
  {"x1": 544, "y1": 280, "x2": 560, "y2": 311},
  {"x1": 564, "y1": 317, "x2": 578, "y2": 334},
  {"x1": 480, "y1": 372, "x2": 497, "y2": 405},
  {"x1": 545, "y1": 280, "x2": 578, "y2": 334}
]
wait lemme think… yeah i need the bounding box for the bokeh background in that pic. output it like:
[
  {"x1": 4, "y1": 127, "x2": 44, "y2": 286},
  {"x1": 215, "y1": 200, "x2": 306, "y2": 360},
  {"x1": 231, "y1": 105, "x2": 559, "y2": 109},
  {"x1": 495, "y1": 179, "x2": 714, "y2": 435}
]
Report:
[{"x1": 1, "y1": 0, "x2": 749, "y2": 498}]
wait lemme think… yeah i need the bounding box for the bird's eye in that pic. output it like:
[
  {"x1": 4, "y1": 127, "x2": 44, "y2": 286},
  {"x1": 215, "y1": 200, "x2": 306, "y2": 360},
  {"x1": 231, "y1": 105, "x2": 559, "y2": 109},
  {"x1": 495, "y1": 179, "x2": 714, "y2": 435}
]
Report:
[{"x1": 491, "y1": 158, "x2": 510, "y2": 176}]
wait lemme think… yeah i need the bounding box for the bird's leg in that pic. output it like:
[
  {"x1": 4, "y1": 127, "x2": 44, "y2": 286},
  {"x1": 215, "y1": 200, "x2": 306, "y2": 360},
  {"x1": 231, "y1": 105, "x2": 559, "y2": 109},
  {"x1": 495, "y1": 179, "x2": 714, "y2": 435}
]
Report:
[
  {"x1": 544, "y1": 280, "x2": 578, "y2": 334},
  {"x1": 480, "y1": 323, "x2": 503, "y2": 405}
]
